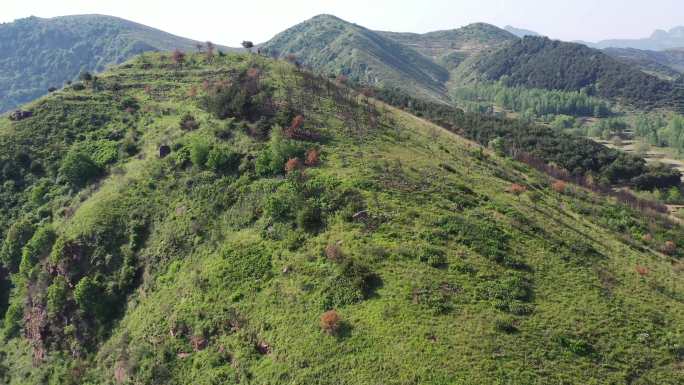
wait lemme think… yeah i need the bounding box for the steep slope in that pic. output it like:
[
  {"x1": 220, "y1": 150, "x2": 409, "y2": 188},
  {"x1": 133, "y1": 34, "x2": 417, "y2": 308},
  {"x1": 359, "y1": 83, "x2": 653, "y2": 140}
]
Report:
[
  {"x1": 378, "y1": 23, "x2": 517, "y2": 70},
  {"x1": 0, "y1": 52, "x2": 683, "y2": 385},
  {"x1": 590, "y1": 26, "x2": 684, "y2": 50},
  {"x1": 261, "y1": 14, "x2": 450, "y2": 101},
  {"x1": 0, "y1": 14, "x2": 233, "y2": 113},
  {"x1": 604, "y1": 47, "x2": 684, "y2": 80},
  {"x1": 461, "y1": 36, "x2": 676, "y2": 109}
]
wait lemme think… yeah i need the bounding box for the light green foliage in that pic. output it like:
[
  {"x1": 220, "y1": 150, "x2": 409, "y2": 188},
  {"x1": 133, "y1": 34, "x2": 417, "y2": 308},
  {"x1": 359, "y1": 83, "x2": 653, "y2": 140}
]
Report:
[
  {"x1": 0, "y1": 52, "x2": 682, "y2": 385},
  {"x1": 0, "y1": 218, "x2": 34, "y2": 271},
  {"x1": 452, "y1": 81, "x2": 611, "y2": 118},
  {"x1": 58, "y1": 149, "x2": 102, "y2": 187},
  {"x1": 46, "y1": 276, "x2": 69, "y2": 318},
  {"x1": 19, "y1": 225, "x2": 55, "y2": 275}
]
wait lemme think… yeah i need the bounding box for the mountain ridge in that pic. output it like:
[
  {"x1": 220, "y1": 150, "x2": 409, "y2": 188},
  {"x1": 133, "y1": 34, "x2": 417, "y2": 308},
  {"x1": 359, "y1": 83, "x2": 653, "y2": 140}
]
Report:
[{"x1": 0, "y1": 14, "x2": 235, "y2": 113}]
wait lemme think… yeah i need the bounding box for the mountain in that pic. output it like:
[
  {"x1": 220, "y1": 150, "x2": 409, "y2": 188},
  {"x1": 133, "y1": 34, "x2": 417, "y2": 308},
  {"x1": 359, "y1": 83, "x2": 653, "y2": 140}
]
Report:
[
  {"x1": 1, "y1": 47, "x2": 684, "y2": 385},
  {"x1": 604, "y1": 47, "x2": 684, "y2": 79},
  {"x1": 378, "y1": 23, "x2": 518, "y2": 70},
  {"x1": 0, "y1": 14, "x2": 233, "y2": 113},
  {"x1": 504, "y1": 25, "x2": 541, "y2": 38},
  {"x1": 590, "y1": 26, "x2": 684, "y2": 50},
  {"x1": 462, "y1": 36, "x2": 676, "y2": 109},
  {"x1": 261, "y1": 14, "x2": 450, "y2": 101}
]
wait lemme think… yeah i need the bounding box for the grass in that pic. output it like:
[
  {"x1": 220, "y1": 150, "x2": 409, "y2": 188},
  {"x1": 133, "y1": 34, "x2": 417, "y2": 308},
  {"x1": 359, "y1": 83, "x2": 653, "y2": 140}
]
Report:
[{"x1": 0, "y1": 52, "x2": 682, "y2": 385}]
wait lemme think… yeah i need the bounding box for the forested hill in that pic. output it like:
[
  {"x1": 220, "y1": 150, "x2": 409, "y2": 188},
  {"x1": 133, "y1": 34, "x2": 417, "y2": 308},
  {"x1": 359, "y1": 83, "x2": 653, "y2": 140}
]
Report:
[
  {"x1": 0, "y1": 14, "x2": 233, "y2": 113},
  {"x1": 467, "y1": 36, "x2": 677, "y2": 109},
  {"x1": 604, "y1": 47, "x2": 684, "y2": 80},
  {"x1": 261, "y1": 14, "x2": 450, "y2": 101}
]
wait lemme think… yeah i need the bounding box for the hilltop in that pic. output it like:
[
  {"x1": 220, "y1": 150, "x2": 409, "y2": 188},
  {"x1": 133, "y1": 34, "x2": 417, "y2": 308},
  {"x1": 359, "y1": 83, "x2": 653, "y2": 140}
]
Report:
[
  {"x1": 0, "y1": 50, "x2": 683, "y2": 384},
  {"x1": 377, "y1": 23, "x2": 517, "y2": 70},
  {"x1": 0, "y1": 14, "x2": 234, "y2": 113},
  {"x1": 261, "y1": 14, "x2": 450, "y2": 102}
]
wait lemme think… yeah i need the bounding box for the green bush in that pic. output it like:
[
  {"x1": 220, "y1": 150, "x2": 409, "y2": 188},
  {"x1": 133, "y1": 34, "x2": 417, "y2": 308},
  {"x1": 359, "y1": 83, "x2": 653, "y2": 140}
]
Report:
[
  {"x1": 205, "y1": 147, "x2": 240, "y2": 173},
  {"x1": 0, "y1": 218, "x2": 34, "y2": 271},
  {"x1": 297, "y1": 203, "x2": 323, "y2": 233},
  {"x1": 494, "y1": 316, "x2": 517, "y2": 333},
  {"x1": 46, "y1": 276, "x2": 69, "y2": 318},
  {"x1": 3, "y1": 302, "x2": 23, "y2": 338},
  {"x1": 321, "y1": 259, "x2": 377, "y2": 309},
  {"x1": 255, "y1": 126, "x2": 306, "y2": 176},
  {"x1": 20, "y1": 225, "x2": 56, "y2": 275},
  {"x1": 189, "y1": 139, "x2": 211, "y2": 168},
  {"x1": 74, "y1": 276, "x2": 102, "y2": 315},
  {"x1": 59, "y1": 149, "x2": 102, "y2": 187}
]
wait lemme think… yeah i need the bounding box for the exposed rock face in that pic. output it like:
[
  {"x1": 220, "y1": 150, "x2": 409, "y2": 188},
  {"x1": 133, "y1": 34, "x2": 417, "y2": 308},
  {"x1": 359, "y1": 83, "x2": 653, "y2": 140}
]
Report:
[
  {"x1": 159, "y1": 145, "x2": 171, "y2": 158},
  {"x1": 8, "y1": 110, "x2": 33, "y2": 121}
]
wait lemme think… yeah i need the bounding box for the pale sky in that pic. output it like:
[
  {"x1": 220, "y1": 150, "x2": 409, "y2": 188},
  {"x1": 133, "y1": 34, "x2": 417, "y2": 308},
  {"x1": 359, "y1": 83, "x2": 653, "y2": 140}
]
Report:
[{"x1": 1, "y1": 0, "x2": 682, "y2": 46}]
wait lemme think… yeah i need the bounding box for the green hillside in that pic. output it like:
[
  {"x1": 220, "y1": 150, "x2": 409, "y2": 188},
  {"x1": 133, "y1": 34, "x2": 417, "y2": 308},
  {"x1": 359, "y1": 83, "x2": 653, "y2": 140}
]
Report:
[
  {"x1": 604, "y1": 47, "x2": 684, "y2": 80},
  {"x1": 461, "y1": 36, "x2": 677, "y2": 110},
  {"x1": 0, "y1": 14, "x2": 233, "y2": 113},
  {"x1": 261, "y1": 14, "x2": 450, "y2": 102},
  {"x1": 0, "y1": 51, "x2": 683, "y2": 384},
  {"x1": 379, "y1": 23, "x2": 517, "y2": 70}
]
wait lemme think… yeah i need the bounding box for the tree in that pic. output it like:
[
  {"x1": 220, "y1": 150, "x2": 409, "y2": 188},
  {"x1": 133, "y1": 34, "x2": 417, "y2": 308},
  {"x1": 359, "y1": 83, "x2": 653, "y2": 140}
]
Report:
[
  {"x1": 241, "y1": 41, "x2": 254, "y2": 53},
  {"x1": 171, "y1": 49, "x2": 186, "y2": 68},
  {"x1": 79, "y1": 71, "x2": 93, "y2": 82}
]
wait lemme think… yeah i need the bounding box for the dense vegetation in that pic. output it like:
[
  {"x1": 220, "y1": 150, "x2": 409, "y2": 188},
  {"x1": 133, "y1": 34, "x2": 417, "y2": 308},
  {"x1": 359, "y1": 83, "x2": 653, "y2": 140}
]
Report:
[
  {"x1": 451, "y1": 81, "x2": 612, "y2": 118},
  {"x1": 604, "y1": 48, "x2": 684, "y2": 81},
  {"x1": 0, "y1": 52, "x2": 682, "y2": 384},
  {"x1": 468, "y1": 36, "x2": 676, "y2": 110},
  {"x1": 377, "y1": 86, "x2": 681, "y2": 191},
  {"x1": 261, "y1": 14, "x2": 450, "y2": 102},
  {"x1": 0, "y1": 14, "x2": 229, "y2": 113}
]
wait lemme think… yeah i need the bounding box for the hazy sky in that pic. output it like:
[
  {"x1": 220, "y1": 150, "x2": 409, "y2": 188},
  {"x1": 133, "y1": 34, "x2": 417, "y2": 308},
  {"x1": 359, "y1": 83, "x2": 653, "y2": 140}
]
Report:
[{"x1": 2, "y1": 0, "x2": 682, "y2": 46}]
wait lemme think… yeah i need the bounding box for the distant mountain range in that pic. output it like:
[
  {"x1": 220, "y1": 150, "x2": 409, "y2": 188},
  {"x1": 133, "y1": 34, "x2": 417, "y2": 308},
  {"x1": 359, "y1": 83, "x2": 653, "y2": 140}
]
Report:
[
  {"x1": 2, "y1": 14, "x2": 681, "y2": 113},
  {"x1": 586, "y1": 26, "x2": 684, "y2": 50},
  {"x1": 604, "y1": 47, "x2": 684, "y2": 80},
  {"x1": 0, "y1": 14, "x2": 233, "y2": 112}
]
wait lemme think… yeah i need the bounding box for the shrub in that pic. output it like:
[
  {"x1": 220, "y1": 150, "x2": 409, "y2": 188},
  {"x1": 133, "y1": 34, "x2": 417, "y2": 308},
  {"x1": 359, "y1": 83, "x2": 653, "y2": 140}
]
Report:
[
  {"x1": 507, "y1": 183, "x2": 527, "y2": 196},
  {"x1": 494, "y1": 316, "x2": 517, "y2": 333},
  {"x1": 20, "y1": 225, "x2": 56, "y2": 275},
  {"x1": 297, "y1": 203, "x2": 323, "y2": 233},
  {"x1": 59, "y1": 149, "x2": 102, "y2": 187},
  {"x1": 180, "y1": 113, "x2": 200, "y2": 131},
  {"x1": 189, "y1": 139, "x2": 211, "y2": 168},
  {"x1": 46, "y1": 276, "x2": 69, "y2": 318},
  {"x1": 0, "y1": 218, "x2": 34, "y2": 271},
  {"x1": 663, "y1": 241, "x2": 677, "y2": 255},
  {"x1": 121, "y1": 97, "x2": 139, "y2": 112},
  {"x1": 321, "y1": 259, "x2": 377, "y2": 309},
  {"x1": 305, "y1": 148, "x2": 320, "y2": 166},
  {"x1": 3, "y1": 302, "x2": 23, "y2": 337},
  {"x1": 206, "y1": 147, "x2": 240, "y2": 173},
  {"x1": 325, "y1": 244, "x2": 344, "y2": 262},
  {"x1": 320, "y1": 310, "x2": 341, "y2": 335},
  {"x1": 74, "y1": 276, "x2": 102, "y2": 316},
  {"x1": 552, "y1": 180, "x2": 567, "y2": 193},
  {"x1": 284, "y1": 158, "x2": 302, "y2": 174}
]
